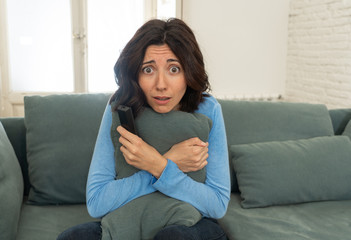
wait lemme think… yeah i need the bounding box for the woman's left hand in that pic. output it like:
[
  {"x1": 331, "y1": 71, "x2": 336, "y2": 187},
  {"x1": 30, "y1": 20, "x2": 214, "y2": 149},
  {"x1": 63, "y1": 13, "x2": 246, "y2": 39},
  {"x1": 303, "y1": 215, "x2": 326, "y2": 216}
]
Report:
[{"x1": 117, "y1": 126, "x2": 167, "y2": 178}]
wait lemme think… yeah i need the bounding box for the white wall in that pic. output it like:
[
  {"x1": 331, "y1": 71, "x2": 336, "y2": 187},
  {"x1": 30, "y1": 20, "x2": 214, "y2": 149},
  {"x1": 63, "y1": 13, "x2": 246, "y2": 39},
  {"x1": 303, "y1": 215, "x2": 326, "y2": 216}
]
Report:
[
  {"x1": 182, "y1": 0, "x2": 291, "y2": 99},
  {"x1": 286, "y1": 0, "x2": 351, "y2": 109}
]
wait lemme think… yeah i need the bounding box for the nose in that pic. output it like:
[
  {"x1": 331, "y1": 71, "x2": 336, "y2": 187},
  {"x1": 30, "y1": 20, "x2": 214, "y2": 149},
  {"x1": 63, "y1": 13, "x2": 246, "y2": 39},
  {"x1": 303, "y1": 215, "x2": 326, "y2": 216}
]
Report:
[{"x1": 155, "y1": 71, "x2": 167, "y2": 91}]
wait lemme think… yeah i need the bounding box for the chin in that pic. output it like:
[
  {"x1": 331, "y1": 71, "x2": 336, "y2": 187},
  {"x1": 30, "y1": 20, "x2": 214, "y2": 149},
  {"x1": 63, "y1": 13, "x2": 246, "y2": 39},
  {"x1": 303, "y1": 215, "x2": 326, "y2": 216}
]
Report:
[{"x1": 151, "y1": 106, "x2": 173, "y2": 114}]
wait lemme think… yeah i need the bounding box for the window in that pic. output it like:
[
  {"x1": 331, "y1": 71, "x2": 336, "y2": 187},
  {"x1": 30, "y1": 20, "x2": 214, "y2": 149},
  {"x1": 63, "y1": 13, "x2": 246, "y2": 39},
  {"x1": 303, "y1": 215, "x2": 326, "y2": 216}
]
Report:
[
  {"x1": 6, "y1": 0, "x2": 74, "y2": 92},
  {"x1": 87, "y1": 0, "x2": 144, "y2": 93},
  {"x1": 157, "y1": 0, "x2": 178, "y2": 20},
  {"x1": 0, "y1": 0, "x2": 181, "y2": 116}
]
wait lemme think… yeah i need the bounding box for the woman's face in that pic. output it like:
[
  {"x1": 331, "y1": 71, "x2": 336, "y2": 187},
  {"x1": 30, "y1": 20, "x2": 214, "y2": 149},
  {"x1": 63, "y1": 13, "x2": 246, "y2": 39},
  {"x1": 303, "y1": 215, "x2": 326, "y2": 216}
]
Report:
[{"x1": 138, "y1": 44, "x2": 187, "y2": 113}]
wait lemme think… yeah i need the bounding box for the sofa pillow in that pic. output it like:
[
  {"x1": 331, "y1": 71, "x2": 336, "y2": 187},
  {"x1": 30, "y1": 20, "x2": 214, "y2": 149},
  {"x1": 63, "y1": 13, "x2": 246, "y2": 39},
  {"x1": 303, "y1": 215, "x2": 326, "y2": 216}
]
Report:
[
  {"x1": 103, "y1": 107, "x2": 212, "y2": 240},
  {"x1": 218, "y1": 100, "x2": 335, "y2": 193},
  {"x1": 0, "y1": 123, "x2": 24, "y2": 239},
  {"x1": 111, "y1": 106, "x2": 212, "y2": 182},
  {"x1": 342, "y1": 119, "x2": 351, "y2": 140},
  {"x1": 231, "y1": 136, "x2": 351, "y2": 208},
  {"x1": 24, "y1": 93, "x2": 110, "y2": 204}
]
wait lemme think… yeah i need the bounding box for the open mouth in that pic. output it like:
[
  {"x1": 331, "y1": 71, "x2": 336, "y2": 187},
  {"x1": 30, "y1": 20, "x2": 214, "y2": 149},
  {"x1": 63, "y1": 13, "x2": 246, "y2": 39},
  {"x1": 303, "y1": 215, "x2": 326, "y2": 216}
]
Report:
[
  {"x1": 154, "y1": 97, "x2": 171, "y2": 101},
  {"x1": 153, "y1": 96, "x2": 171, "y2": 105}
]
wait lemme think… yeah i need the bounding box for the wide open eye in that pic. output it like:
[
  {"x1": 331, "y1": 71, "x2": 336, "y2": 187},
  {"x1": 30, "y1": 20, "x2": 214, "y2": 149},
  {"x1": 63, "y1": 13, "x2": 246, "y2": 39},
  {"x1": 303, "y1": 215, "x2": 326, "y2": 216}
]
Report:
[
  {"x1": 142, "y1": 66, "x2": 153, "y2": 74},
  {"x1": 170, "y1": 66, "x2": 181, "y2": 74}
]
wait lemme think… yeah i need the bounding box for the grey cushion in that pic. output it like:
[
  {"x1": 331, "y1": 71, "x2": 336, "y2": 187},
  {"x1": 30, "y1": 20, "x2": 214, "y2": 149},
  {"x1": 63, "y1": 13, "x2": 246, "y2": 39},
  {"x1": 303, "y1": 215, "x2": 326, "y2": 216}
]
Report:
[
  {"x1": 103, "y1": 107, "x2": 212, "y2": 240},
  {"x1": 24, "y1": 93, "x2": 110, "y2": 204},
  {"x1": 218, "y1": 100, "x2": 335, "y2": 192},
  {"x1": 0, "y1": 123, "x2": 24, "y2": 240},
  {"x1": 102, "y1": 192, "x2": 202, "y2": 240},
  {"x1": 231, "y1": 136, "x2": 351, "y2": 208},
  {"x1": 111, "y1": 107, "x2": 212, "y2": 182}
]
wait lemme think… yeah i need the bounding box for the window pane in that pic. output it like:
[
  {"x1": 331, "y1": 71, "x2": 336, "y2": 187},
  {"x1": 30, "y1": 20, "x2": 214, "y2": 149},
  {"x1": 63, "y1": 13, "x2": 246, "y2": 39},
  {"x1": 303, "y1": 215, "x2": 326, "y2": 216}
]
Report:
[
  {"x1": 157, "y1": 0, "x2": 176, "y2": 19},
  {"x1": 6, "y1": 0, "x2": 74, "y2": 92},
  {"x1": 87, "y1": 0, "x2": 144, "y2": 93}
]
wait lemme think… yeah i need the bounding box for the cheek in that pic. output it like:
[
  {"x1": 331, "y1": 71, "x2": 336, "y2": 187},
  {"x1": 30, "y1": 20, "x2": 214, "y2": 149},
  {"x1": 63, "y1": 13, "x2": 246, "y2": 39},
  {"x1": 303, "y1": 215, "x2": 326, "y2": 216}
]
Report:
[
  {"x1": 177, "y1": 79, "x2": 187, "y2": 97},
  {"x1": 138, "y1": 78, "x2": 149, "y2": 96},
  {"x1": 178, "y1": 86, "x2": 187, "y2": 98}
]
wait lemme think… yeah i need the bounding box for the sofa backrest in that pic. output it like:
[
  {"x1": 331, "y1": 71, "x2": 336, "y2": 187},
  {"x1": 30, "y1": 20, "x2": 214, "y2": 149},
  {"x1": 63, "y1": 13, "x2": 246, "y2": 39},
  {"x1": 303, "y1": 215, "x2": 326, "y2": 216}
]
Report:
[
  {"x1": 218, "y1": 100, "x2": 335, "y2": 145},
  {"x1": 217, "y1": 100, "x2": 347, "y2": 192},
  {"x1": 1, "y1": 97, "x2": 351, "y2": 197},
  {"x1": 329, "y1": 108, "x2": 351, "y2": 135},
  {"x1": 1, "y1": 93, "x2": 111, "y2": 199}
]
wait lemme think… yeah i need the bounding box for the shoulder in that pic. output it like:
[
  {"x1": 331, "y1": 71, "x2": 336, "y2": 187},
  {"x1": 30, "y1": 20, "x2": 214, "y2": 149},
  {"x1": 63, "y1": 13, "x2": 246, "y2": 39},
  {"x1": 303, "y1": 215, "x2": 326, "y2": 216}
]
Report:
[
  {"x1": 99, "y1": 102, "x2": 113, "y2": 130},
  {"x1": 195, "y1": 94, "x2": 221, "y2": 120}
]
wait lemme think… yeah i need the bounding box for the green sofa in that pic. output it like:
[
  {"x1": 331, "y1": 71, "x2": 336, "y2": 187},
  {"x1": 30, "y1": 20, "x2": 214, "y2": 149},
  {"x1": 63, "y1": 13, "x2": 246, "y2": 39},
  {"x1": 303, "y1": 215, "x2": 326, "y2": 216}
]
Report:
[{"x1": 1, "y1": 93, "x2": 351, "y2": 240}]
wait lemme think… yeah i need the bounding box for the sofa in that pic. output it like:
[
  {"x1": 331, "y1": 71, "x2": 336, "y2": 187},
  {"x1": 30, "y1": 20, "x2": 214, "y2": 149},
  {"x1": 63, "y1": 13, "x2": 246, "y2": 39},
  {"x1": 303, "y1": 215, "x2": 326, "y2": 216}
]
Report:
[{"x1": 1, "y1": 93, "x2": 351, "y2": 240}]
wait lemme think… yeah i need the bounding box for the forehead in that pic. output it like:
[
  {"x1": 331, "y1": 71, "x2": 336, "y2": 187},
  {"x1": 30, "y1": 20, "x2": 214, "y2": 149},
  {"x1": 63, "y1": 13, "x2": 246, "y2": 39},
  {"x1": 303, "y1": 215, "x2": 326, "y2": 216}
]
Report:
[{"x1": 143, "y1": 44, "x2": 178, "y2": 61}]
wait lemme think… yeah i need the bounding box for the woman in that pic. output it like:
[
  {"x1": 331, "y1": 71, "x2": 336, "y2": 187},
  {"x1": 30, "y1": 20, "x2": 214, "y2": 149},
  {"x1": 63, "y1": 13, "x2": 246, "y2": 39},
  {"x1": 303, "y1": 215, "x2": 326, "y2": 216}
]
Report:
[{"x1": 57, "y1": 18, "x2": 230, "y2": 240}]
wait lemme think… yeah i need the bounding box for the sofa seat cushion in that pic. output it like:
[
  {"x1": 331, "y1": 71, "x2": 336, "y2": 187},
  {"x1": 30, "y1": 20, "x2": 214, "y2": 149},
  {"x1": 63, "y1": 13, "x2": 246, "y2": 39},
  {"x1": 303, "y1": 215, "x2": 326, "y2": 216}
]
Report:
[
  {"x1": 219, "y1": 194, "x2": 351, "y2": 240},
  {"x1": 16, "y1": 202, "x2": 96, "y2": 240}
]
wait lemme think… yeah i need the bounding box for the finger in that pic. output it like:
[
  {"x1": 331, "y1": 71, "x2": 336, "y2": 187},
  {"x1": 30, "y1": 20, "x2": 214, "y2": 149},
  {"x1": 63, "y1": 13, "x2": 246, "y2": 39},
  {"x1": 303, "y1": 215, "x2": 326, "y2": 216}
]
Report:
[
  {"x1": 120, "y1": 145, "x2": 136, "y2": 163},
  {"x1": 119, "y1": 136, "x2": 133, "y2": 149},
  {"x1": 192, "y1": 145, "x2": 208, "y2": 155},
  {"x1": 117, "y1": 126, "x2": 138, "y2": 143},
  {"x1": 201, "y1": 152, "x2": 209, "y2": 163},
  {"x1": 120, "y1": 144, "x2": 130, "y2": 159},
  {"x1": 187, "y1": 137, "x2": 207, "y2": 147},
  {"x1": 188, "y1": 159, "x2": 207, "y2": 172},
  {"x1": 198, "y1": 152, "x2": 208, "y2": 166},
  {"x1": 117, "y1": 126, "x2": 135, "y2": 138},
  {"x1": 194, "y1": 150, "x2": 208, "y2": 169},
  {"x1": 202, "y1": 160, "x2": 208, "y2": 168},
  {"x1": 196, "y1": 157, "x2": 208, "y2": 170}
]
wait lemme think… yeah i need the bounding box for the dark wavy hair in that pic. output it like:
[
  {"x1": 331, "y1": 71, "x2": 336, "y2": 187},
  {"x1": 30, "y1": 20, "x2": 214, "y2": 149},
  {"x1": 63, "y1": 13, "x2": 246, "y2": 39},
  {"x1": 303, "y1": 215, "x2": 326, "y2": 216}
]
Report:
[{"x1": 110, "y1": 18, "x2": 210, "y2": 116}]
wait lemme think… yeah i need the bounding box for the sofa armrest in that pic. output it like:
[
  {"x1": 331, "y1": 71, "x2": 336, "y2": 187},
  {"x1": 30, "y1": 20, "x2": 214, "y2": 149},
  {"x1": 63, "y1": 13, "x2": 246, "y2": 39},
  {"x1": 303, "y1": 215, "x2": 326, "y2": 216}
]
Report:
[
  {"x1": 0, "y1": 122, "x2": 24, "y2": 239},
  {"x1": 0, "y1": 117, "x2": 30, "y2": 195}
]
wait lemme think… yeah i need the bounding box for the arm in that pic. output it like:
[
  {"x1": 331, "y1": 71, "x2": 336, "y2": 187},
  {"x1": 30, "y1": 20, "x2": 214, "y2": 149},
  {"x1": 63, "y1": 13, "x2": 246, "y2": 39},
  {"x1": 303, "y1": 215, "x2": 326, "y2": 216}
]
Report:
[
  {"x1": 86, "y1": 103, "x2": 156, "y2": 218},
  {"x1": 153, "y1": 96, "x2": 231, "y2": 219},
  {"x1": 117, "y1": 126, "x2": 168, "y2": 178},
  {"x1": 163, "y1": 137, "x2": 209, "y2": 172}
]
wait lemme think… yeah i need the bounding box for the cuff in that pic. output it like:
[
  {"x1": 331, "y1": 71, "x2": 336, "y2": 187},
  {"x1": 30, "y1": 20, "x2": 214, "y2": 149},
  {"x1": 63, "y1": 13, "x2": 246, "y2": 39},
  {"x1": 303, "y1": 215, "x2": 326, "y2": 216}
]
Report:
[{"x1": 152, "y1": 159, "x2": 185, "y2": 191}]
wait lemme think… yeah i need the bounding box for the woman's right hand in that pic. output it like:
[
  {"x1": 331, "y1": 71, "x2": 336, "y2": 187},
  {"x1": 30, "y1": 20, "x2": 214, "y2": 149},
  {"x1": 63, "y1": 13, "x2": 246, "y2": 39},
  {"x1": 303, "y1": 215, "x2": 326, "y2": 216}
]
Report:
[{"x1": 163, "y1": 137, "x2": 209, "y2": 172}]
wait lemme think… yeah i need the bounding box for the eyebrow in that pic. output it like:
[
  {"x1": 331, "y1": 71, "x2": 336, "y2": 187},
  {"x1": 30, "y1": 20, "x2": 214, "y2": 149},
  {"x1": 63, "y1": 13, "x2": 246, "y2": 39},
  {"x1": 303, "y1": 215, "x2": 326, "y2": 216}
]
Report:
[
  {"x1": 167, "y1": 59, "x2": 179, "y2": 63},
  {"x1": 142, "y1": 59, "x2": 180, "y2": 65}
]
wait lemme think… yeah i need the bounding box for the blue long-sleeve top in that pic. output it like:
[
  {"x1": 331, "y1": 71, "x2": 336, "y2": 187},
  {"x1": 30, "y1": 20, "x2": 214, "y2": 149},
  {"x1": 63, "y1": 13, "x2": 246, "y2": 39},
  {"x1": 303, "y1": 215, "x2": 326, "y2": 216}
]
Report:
[{"x1": 86, "y1": 95, "x2": 230, "y2": 219}]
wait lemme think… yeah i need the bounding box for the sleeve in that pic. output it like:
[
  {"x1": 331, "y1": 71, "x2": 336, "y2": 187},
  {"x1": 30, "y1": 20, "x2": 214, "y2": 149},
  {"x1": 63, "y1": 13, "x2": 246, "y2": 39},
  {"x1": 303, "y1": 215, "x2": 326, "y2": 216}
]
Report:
[
  {"x1": 86, "y1": 103, "x2": 156, "y2": 218},
  {"x1": 152, "y1": 99, "x2": 231, "y2": 219}
]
